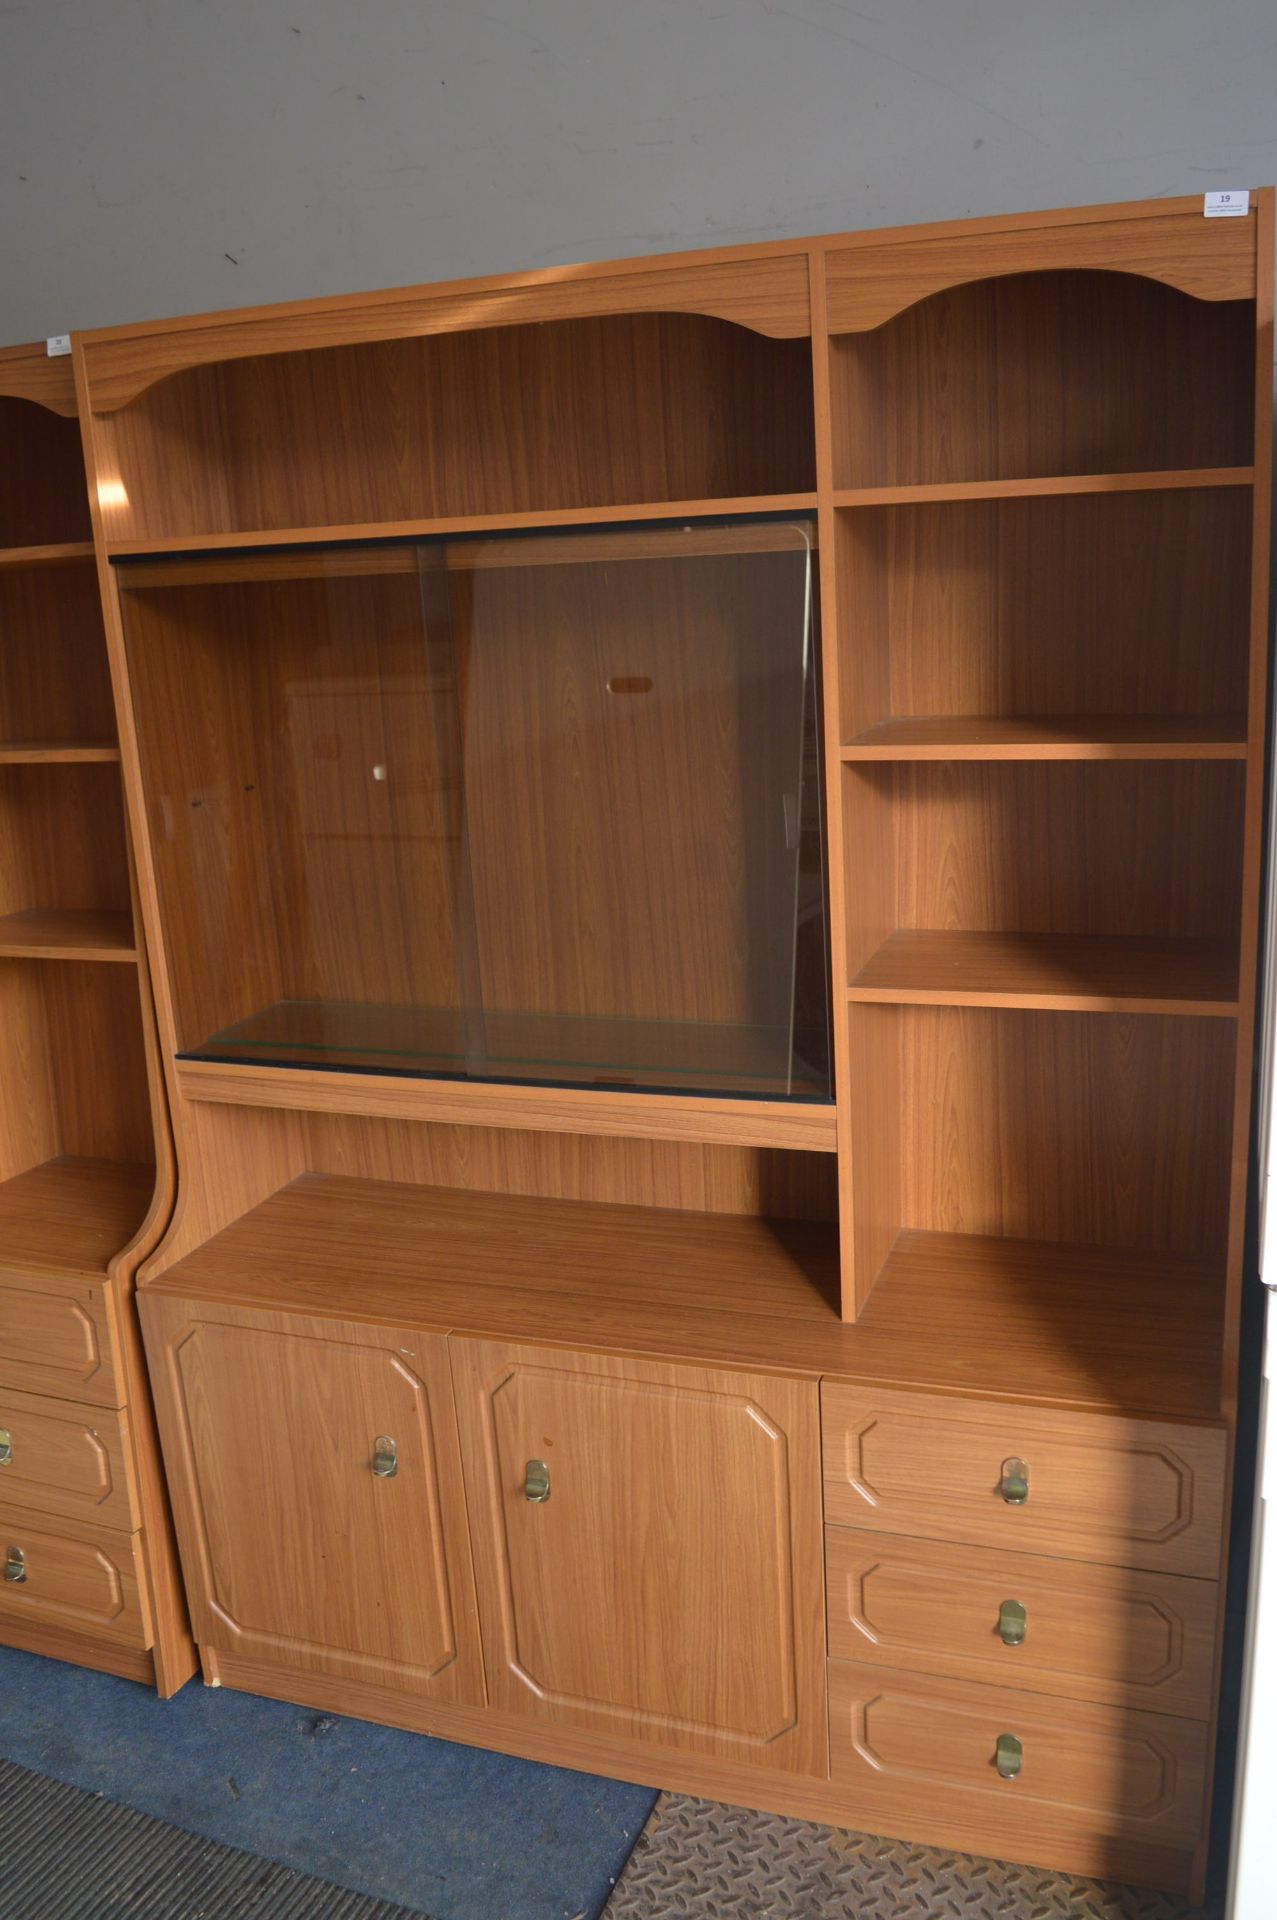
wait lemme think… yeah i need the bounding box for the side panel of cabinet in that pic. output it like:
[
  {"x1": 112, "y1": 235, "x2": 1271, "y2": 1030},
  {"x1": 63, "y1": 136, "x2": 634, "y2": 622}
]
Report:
[
  {"x1": 450, "y1": 1337, "x2": 826, "y2": 1776},
  {"x1": 141, "y1": 1294, "x2": 484, "y2": 1702}
]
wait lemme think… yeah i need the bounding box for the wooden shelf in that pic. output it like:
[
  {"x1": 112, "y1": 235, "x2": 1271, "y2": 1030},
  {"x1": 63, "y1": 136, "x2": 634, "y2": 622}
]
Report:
[
  {"x1": 146, "y1": 1176, "x2": 1224, "y2": 1418},
  {"x1": 177, "y1": 1057, "x2": 838, "y2": 1153},
  {"x1": 848, "y1": 931, "x2": 1239, "y2": 1016},
  {"x1": 0, "y1": 542, "x2": 97, "y2": 570},
  {"x1": 106, "y1": 494, "x2": 821, "y2": 565},
  {"x1": 0, "y1": 742, "x2": 121, "y2": 766},
  {"x1": 0, "y1": 908, "x2": 136, "y2": 963},
  {"x1": 0, "y1": 1157, "x2": 154, "y2": 1277},
  {"x1": 833, "y1": 468, "x2": 1254, "y2": 508},
  {"x1": 841, "y1": 715, "x2": 1248, "y2": 763}
]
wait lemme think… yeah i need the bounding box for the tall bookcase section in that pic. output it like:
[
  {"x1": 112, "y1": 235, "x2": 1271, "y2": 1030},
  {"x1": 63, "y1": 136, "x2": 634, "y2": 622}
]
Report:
[
  {"x1": 824, "y1": 200, "x2": 1271, "y2": 1366},
  {"x1": 0, "y1": 342, "x2": 191, "y2": 1693}
]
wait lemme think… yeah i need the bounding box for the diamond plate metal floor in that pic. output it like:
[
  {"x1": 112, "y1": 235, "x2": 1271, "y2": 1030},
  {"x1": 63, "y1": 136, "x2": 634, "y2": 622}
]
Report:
[{"x1": 604, "y1": 1793, "x2": 1222, "y2": 1920}]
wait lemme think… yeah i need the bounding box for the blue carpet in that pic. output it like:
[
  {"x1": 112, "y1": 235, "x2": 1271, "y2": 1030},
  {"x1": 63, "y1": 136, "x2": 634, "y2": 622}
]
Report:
[{"x1": 0, "y1": 1646, "x2": 657, "y2": 1920}]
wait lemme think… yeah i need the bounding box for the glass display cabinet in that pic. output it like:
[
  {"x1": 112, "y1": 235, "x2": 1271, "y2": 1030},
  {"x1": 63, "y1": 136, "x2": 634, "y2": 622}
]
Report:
[{"x1": 117, "y1": 515, "x2": 831, "y2": 1103}]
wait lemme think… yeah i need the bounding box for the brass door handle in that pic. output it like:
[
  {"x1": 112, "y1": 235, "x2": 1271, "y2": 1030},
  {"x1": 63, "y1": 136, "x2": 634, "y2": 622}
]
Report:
[
  {"x1": 1000, "y1": 1457, "x2": 1029, "y2": 1505},
  {"x1": 995, "y1": 1733, "x2": 1023, "y2": 1780},
  {"x1": 371, "y1": 1436, "x2": 398, "y2": 1479},
  {"x1": 0, "y1": 1428, "x2": 10, "y2": 1467},
  {"x1": 524, "y1": 1459, "x2": 550, "y2": 1503},
  {"x1": 998, "y1": 1599, "x2": 1027, "y2": 1646},
  {"x1": 4, "y1": 1546, "x2": 25, "y2": 1584}
]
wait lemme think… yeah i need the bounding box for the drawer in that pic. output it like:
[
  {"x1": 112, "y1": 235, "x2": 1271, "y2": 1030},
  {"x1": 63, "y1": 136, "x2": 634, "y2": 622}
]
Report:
[
  {"x1": 829, "y1": 1659, "x2": 1207, "y2": 1893},
  {"x1": 826, "y1": 1527, "x2": 1217, "y2": 1718},
  {"x1": 0, "y1": 1503, "x2": 150, "y2": 1647},
  {"x1": 0, "y1": 1272, "x2": 120, "y2": 1407},
  {"x1": 822, "y1": 1385, "x2": 1226, "y2": 1577},
  {"x1": 0, "y1": 1389, "x2": 138, "y2": 1531}
]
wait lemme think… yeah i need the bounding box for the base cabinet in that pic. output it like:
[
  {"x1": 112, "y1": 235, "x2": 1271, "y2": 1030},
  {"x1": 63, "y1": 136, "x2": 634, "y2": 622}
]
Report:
[
  {"x1": 450, "y1": 1338, "x2": 827, "y2": 1777},
  {"x1": 140, "y1": 1298, "x2": 485, "y2": 1702}
]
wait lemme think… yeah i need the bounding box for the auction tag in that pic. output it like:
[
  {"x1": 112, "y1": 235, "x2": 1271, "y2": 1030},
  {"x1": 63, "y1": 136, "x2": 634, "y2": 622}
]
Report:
[
  {"x1": 45, "y1": 334, "x2": 71, "y2": 356},
  {"x1": 1204, "y1": 190, "x2": 1250, "y2": 218}
]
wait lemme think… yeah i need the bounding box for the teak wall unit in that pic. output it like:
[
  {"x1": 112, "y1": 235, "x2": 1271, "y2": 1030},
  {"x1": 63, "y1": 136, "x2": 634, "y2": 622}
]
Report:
[
  {"x1": 65, "y1": 193, "x2": 1272, "y2": 1901},
  {"x1": 0, "y1": 342, "x2": 192, "y2": 1693}
]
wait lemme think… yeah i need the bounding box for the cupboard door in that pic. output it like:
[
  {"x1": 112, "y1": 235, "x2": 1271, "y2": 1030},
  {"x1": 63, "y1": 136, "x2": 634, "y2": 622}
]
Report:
[
  {"x1": 141, "y1": 1297, "x2": 483, "y2": 1701},
  {"x1": 451, "y1": 1337, "x2": 825, "y2": 1775},
  {"x1": 823, "y1": 1385, "x2": 1227, "y2": 1577}
]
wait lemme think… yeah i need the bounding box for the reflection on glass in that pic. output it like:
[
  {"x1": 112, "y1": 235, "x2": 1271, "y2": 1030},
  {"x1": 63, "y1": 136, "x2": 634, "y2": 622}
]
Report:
[{"x1": 117, "y1": 516, "x2": 831, "y2": 1102}]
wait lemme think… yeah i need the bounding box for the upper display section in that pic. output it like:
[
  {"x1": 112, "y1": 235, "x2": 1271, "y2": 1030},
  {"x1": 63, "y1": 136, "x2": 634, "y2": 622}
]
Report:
[
  {"x1": 92, "y1": 313, "x2": 817, "y2": 549},
  {"x1": 115, "y1": 515, "x2": 831, "y2": 1105}
]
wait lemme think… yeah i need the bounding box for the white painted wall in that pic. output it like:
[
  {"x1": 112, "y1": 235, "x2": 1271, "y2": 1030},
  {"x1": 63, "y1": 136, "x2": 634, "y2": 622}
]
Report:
[{"x1": 1, "y1": 0, "x2": 1275, "y2": 341}]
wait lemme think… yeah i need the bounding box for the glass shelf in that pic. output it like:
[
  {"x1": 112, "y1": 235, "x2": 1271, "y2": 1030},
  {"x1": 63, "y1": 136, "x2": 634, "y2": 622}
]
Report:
[
  {"x1": 120, "y1": 513, "x2": 832, "y2": 1106},
  {"x1": 184, "y1": 1000, "x2": 833, "y2": 1100}
]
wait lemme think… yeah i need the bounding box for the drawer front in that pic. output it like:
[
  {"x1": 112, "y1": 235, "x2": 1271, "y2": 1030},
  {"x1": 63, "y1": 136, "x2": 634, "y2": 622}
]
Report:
[
  {"x1": 0, "y1": 1503, "x2": 149, "y2": 1647},
  {"x1": 822, "y1": 1385, "x2": 1226, "y2": 1577},
  {"x1": 829, "y1": 1659, "x2": 1207, "y2": 1890},
  {"x1": 0, "y1": 1390, "x2": 138, "y2": 1531},
  {"x1": 827, "y1": 1527, "x2": 1217, "y2": 1718},
  {"x1": 0, "y1": 1273, "x2": 119, "y2": 1407}
]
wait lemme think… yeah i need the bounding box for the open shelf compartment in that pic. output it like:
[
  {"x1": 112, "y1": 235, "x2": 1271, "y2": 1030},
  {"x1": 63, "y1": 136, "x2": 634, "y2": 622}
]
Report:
[
  {"x1": 94, "y1": 313, "x2": 817, "y2": 546},
  {"x1": 0, "y1": 399, "x2": 93, "y2": 551},
  {"x1": 0, "y1": 960, "x2": 155, "y2": 1274},
  {"x1": 845, "y1": 999, "x2": 1233, "y2": 1406},
  {"x1": 834, "y1": 487, "x2": 1253, "y2": 756},
  {"x1": 0, "y1": 764, "x2": 134, "y2": 943},
  {"x1": 118, "y1": 514, "x2": 833, "y2": 1107},
  {"x1": 829, "y1": 269, "x2": 1255, "y2": 490},
  {"x1": 842, "y1": 758, "x2": 1244, "y2": 1014},
  {"x1": 0, "y1": 555, "x2": 120, "y2": 758}
]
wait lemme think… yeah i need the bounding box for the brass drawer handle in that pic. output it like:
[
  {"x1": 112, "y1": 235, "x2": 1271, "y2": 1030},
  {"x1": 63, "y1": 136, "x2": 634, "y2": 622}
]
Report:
[
  {"x1": 1000, "y1": 1456, "x2": 1029, "y2": 1505},
  {"x1": 998, "y1": 1598, "x2": 1027, "y2": 1647},
  {"x1": 524, "y1": 1458, "x2": 550, "y2": 1503},
  {"x1": 371, "y1": 1436, "x2": 398, "y2": 1479},
  {"x1": 4, "y1": 1546, "x2": 25, "y2": 1585},
  {"x1": 0, "y1": 1429, "x2": 10, "y2": 1467},
  {"x1": 995, "y1": 1732, "x2": 1023, "y2": 1780}
]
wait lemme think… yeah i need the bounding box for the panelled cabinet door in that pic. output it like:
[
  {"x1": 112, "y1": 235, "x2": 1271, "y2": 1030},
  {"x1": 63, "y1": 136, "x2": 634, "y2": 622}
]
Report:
[
  {"x1": 140, "y1": 1297, "x2": 484, "y2": 1702},
  {"x1": 450, "y1": 1337, "x2": 826, "y2": 1776}
]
